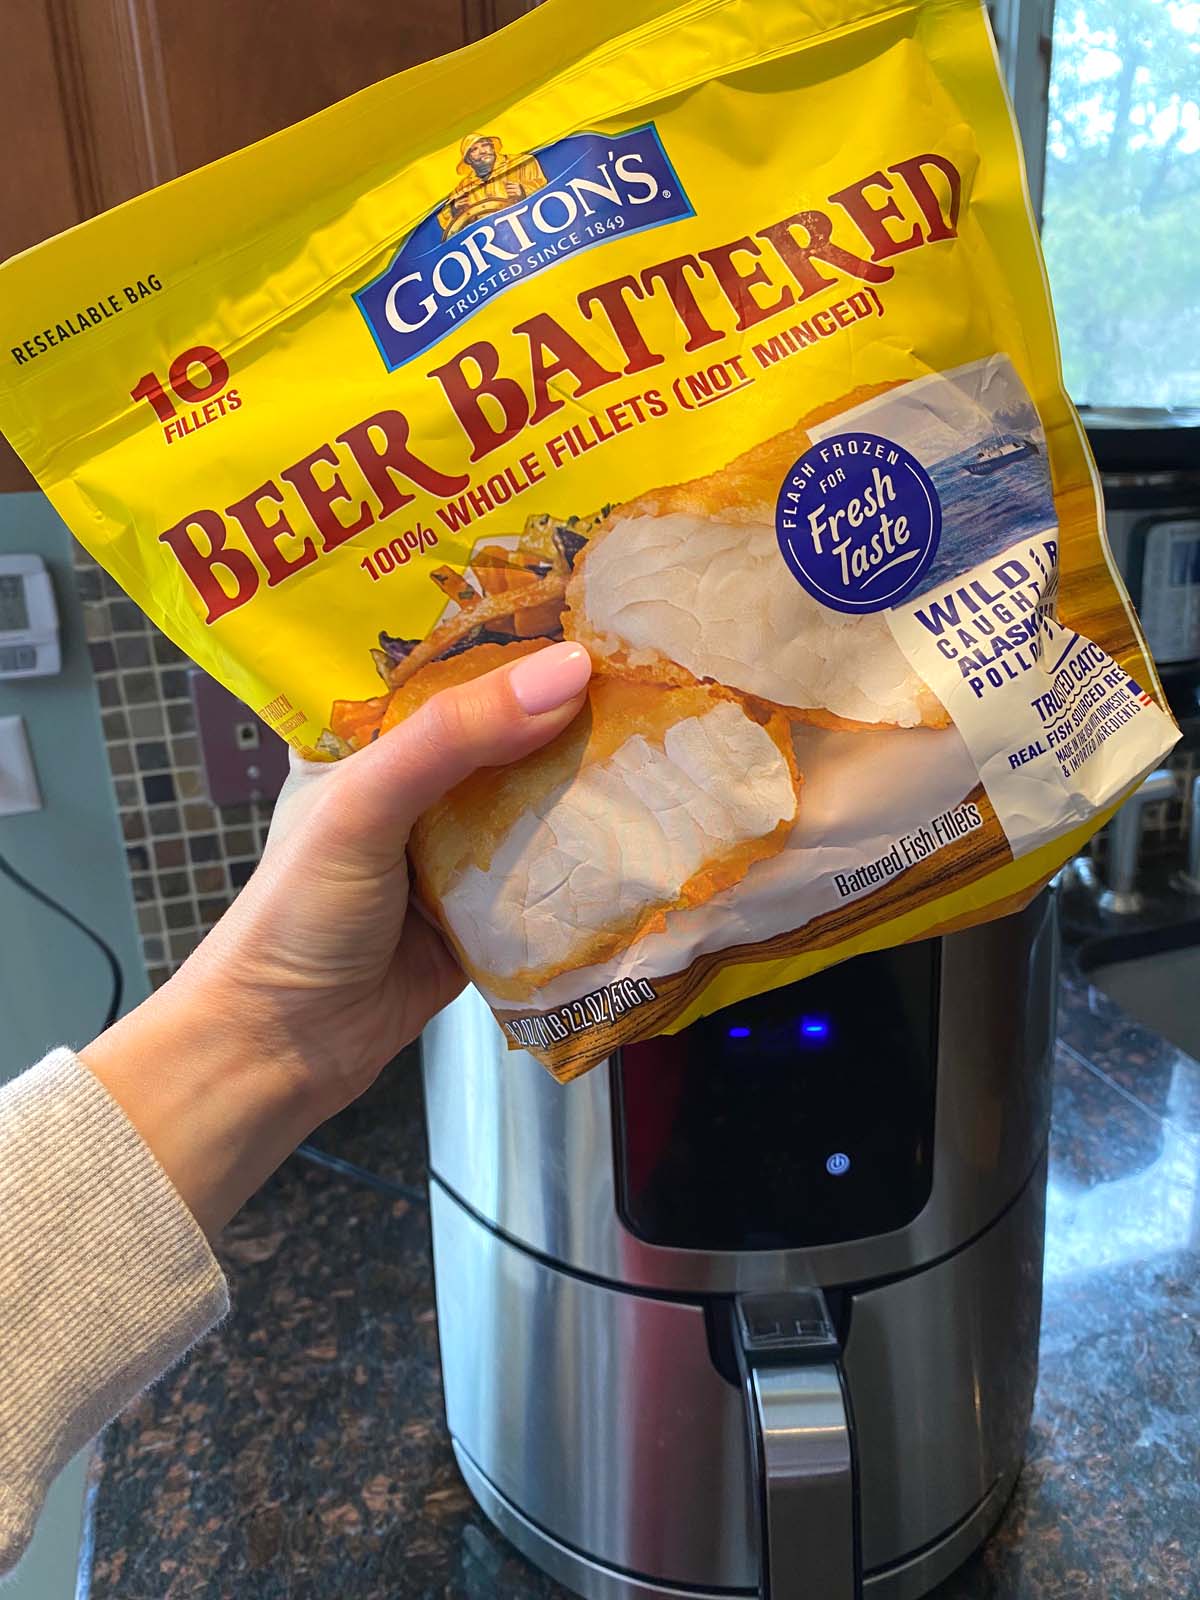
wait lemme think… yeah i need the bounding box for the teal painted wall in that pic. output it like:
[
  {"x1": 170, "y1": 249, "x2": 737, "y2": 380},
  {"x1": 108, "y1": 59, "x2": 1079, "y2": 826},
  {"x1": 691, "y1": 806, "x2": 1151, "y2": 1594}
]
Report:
[
  {"x1": 0, "y1": 494, "x2": 147, "y2": 1082},
  {"x1": 0, "y1": 495, "x2": 145, "y2": 1597},
  {"x1": 4, "y1": 1452, "x2": 93, "y2": 1600}
]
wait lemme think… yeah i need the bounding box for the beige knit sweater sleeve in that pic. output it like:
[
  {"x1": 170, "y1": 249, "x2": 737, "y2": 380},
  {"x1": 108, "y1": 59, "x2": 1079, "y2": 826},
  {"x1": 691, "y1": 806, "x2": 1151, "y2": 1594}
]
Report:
[{"x1": 0, "y1": 1048, "x2": 229, "y2": 1575}]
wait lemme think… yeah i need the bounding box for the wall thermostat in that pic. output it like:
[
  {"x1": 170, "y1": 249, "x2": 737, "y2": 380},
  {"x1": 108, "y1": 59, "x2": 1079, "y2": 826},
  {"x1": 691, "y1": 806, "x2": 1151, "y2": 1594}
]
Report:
[{"x1": 0, "y1": 554, "x2": 61, "y2": 678}]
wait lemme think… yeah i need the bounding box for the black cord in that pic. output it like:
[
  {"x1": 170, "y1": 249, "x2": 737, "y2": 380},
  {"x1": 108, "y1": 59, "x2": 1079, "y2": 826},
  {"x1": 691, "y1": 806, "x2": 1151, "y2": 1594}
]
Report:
[
  {"x1": 294, "y1": 1140, "x2": 428, "y2": 1205},
  {"x1": 0, "y1": 848, "x2": 124, "y2": 1031}
]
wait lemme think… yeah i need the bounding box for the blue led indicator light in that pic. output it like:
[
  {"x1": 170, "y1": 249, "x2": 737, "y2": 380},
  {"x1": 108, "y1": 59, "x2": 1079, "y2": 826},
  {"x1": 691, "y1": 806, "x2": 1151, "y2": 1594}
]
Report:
[
  {"x1": 826, "y1": 1152, "x2": 851, "y2": 1177},
  {"x1": 800, "y1": 1017, "x2": 831, "y2": 1040},
  {"x1": 728, "y1": 1026, "x2": 752, "y2": 1039}
]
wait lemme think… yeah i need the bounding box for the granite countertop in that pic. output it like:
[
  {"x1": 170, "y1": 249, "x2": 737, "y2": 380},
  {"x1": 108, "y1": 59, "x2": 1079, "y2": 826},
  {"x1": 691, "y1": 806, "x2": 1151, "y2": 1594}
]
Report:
[{"x1": 86, "y1": 957, "x2": 1200, "y2": 1600}]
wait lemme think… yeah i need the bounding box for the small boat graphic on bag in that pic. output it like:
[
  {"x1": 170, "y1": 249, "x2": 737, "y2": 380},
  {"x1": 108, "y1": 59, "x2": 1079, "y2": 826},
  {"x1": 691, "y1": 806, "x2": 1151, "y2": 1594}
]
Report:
[{"x1": 963, "y1": 435, "x2": 1040, "y2": 475}]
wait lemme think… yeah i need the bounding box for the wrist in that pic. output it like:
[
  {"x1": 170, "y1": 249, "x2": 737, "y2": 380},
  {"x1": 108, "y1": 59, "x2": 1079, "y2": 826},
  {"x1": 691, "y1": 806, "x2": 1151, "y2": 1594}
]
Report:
[{"x1": 80, "y1": 972, "x2": 324, "y2": 1239}]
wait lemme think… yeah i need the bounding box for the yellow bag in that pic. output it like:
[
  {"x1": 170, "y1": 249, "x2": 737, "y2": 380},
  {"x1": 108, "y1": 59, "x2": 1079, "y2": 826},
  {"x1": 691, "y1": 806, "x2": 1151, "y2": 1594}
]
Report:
[{"x1": 0, "y1": 0, "x2": 1178, "y2": 1078}]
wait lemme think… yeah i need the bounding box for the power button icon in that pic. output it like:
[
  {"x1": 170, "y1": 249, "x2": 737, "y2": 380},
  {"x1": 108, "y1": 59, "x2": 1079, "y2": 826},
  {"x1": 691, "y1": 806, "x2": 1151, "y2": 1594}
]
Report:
[{"x1": 825, "y1": 1152, "x2": 851, "y2": 1177}]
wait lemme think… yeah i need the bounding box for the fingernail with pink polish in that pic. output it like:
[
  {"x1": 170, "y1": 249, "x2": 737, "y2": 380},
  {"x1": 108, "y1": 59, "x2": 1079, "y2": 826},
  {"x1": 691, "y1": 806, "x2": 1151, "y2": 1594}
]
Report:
[{"x1": 509, "y1": 642, "x2": 592, "y2": 715}]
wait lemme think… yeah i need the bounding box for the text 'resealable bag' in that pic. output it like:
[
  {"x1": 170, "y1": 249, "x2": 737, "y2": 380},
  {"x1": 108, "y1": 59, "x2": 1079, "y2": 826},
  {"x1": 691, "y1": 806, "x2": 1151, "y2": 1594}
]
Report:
[{"x1": 0, "y1": 0, "x2": 1180, "y2": 1077}]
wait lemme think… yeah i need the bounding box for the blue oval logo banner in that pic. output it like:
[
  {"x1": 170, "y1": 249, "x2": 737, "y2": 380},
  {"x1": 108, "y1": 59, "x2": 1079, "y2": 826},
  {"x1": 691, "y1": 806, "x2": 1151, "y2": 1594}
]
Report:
[
  {"x1": 354, "y1": 124, "x2": 693, "y2": 370},
  {"x1": 775, "y1": 431, "x2": 942, "y2": 614}
]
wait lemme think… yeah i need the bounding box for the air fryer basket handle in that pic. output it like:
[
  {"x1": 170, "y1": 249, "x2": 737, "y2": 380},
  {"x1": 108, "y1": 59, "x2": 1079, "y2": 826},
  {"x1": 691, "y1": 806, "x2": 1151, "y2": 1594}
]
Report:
[{"x1": 738, "y1": 1291, "x2": 862, "y2": 1600}]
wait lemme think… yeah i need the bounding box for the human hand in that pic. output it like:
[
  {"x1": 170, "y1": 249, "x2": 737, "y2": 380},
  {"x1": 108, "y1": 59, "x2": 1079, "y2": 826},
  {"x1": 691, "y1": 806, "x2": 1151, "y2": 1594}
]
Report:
[
  {"x1": 81, "y1": 641, "x2": 592, "y2": 1234},
  {"x1": 199, "y1": 637, "x2": 592, "y2": 1109}
]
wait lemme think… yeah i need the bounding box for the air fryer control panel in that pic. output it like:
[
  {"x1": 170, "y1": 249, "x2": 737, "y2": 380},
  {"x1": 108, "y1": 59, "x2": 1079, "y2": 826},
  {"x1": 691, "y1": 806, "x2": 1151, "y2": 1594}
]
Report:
[{"x1": 613, "y1": 941, "x2": 940, "y2": 1250}]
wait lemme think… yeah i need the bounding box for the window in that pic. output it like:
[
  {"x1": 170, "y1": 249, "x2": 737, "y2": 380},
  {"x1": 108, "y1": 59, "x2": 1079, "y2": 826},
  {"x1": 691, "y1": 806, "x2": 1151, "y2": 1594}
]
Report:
[{"x1": 1041, "y1": 0, "x2": 1200, "y2": 410}]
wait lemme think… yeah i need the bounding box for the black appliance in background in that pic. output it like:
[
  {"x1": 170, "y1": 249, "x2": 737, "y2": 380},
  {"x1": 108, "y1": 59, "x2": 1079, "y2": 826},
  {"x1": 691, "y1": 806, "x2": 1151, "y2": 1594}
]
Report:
[{"x1": 1086, "y1": 413, "x2": 1200, "y2": 722}]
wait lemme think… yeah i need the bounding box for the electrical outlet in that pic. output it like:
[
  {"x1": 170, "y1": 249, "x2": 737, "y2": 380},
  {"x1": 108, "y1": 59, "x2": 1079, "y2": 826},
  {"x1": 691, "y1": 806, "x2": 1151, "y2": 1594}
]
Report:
[
  {"x1": 0, "y1": 715, "x2": 42, "y2": 816},
  {"x1": 190, "y1": 670, "x2": 289, "y2": 806}
]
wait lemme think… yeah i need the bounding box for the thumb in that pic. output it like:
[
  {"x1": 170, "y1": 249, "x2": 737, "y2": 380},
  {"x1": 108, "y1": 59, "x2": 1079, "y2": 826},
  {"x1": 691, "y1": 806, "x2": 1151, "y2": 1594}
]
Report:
[{"x1": 313, "y1": 640, "x2": 592, "y2": 869}]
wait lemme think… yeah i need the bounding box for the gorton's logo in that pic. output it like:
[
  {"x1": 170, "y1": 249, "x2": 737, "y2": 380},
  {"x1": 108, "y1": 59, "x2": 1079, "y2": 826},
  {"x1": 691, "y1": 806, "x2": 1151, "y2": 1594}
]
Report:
[{"x1": 354, "y1": 124, "x2": 693, "y2": 369}]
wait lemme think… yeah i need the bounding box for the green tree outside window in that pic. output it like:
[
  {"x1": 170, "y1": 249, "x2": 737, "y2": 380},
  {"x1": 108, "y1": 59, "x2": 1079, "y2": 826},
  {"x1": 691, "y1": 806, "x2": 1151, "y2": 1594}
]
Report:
[{"x1": 1042, "y1": 0, "x2": 1200, "y2": 409}]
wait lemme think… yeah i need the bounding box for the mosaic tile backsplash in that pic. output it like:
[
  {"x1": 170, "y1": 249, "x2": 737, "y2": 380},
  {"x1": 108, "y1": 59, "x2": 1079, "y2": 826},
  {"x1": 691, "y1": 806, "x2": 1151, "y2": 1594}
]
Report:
[{"x1": 73, "y1": 543, "x2": 276, "y2": 991}]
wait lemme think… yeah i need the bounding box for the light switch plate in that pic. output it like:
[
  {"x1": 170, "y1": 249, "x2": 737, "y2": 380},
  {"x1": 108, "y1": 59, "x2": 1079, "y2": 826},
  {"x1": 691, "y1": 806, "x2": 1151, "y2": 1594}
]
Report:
[{"x1": 0, "y1": 715, "x2": 42, "y2": 815}]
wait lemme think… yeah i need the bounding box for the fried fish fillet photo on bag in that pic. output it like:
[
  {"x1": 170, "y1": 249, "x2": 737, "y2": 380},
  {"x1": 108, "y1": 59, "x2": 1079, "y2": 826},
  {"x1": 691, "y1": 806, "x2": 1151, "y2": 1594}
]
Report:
[
  {"x1": 383, "y1": 641, "x2": 801, "y2": 1003},
  {"x1": 564, "y1": 395, "x2": 949, "y2": 733}
]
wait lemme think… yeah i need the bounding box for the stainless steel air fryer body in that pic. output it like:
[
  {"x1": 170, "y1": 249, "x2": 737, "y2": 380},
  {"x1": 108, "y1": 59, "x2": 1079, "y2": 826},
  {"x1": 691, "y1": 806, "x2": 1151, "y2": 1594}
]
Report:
[{"x1": 422, "y1": 893, "x2": 1057, "y2": 1600}]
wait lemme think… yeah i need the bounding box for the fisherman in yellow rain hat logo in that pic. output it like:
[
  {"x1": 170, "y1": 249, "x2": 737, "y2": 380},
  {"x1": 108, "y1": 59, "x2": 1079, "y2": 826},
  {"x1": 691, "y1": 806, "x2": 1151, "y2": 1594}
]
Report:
[{"x1": 437, "y1": 133, "x2": 548, "y2": 239}]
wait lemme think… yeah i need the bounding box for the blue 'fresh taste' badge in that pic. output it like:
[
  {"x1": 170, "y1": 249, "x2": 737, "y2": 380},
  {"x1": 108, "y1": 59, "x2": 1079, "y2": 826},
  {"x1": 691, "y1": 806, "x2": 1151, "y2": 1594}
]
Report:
[{"x1": 775, "y1": 432, "x2": 942, "y2": 614}]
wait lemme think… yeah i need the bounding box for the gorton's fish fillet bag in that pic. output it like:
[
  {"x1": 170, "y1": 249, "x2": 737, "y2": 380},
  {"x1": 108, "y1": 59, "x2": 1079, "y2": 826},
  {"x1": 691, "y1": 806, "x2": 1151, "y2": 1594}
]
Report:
[{"x1": 0, "y1": 0, "x2": 1180, "y2": 1078}]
